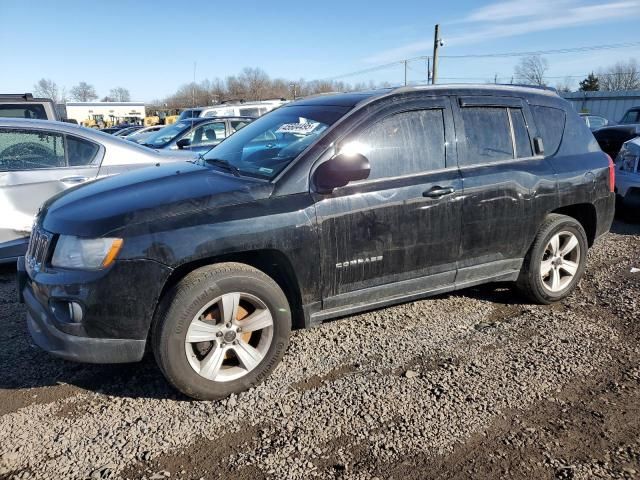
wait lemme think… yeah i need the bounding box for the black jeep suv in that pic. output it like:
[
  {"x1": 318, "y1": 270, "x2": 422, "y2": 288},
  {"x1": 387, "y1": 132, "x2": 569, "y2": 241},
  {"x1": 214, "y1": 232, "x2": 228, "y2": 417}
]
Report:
[{"x1": 18, "y1": 85, "x2": 615, "y2": 400}]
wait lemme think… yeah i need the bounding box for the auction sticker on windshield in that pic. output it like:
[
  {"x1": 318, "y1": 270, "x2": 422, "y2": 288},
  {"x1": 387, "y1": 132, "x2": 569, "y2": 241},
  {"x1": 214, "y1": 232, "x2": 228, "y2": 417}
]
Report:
[{"x1": 276, "y1": 122, "x2": 319, "y2": 135}]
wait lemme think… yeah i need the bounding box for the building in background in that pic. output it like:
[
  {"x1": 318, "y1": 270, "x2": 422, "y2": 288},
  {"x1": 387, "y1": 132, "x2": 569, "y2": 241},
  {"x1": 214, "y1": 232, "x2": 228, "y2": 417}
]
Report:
[
  {"x1": 562, "y1": 90, "x2": 640, "y2": 123},
  {"x1": 65, "y1": 102, "x2": 146, "y2": 128}
]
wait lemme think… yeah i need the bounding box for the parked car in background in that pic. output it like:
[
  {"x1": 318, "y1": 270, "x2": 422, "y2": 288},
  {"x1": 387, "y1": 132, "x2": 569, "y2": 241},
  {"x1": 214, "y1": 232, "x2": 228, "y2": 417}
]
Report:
[
  {"x1": 124, "y1": 125, "x2": 166, "y2": 144},
  {"x1": 17, "y1": 85, "x2": 615, "y2": 400},
  {"x1": 615, "y1": 137, "x2": 640, "y2": 211},
  {"x1": 579, "y1": 113, "x2": 613, "y2": 131},
  {"x1": 99, "y1": 124, "x2": 141, "y2": 135},
  {"x1": 593, "y1": 106, "x2": 640, "y2": 158},
  {"x1": 200, "y1": 100, "x2": 287, "y2": 118},
  {"x1": 113, "y1": 125, "x2": 144, "y2": 137},
  {"x1": 141, "y1": 116, "x2": 254, "y2": 153},
  {"x1": 178, "y1": 108, "x2": 205, "y2": 121},
  {"x1": 0, "y1": 118, "x2": 195, "y2": 263},
  {"x1": 0, "y1": 93, "x2": 58, "y2": 121}
]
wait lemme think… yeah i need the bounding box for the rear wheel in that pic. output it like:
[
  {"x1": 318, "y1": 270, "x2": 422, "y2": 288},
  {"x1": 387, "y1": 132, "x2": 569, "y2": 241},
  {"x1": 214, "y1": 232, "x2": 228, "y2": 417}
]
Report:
[
  {"x1": 516, "y1": 214, "x2": 588, "y2": 304},
  {"x1": 153, "y1": 263, "x2": 291, "y2": 400}
]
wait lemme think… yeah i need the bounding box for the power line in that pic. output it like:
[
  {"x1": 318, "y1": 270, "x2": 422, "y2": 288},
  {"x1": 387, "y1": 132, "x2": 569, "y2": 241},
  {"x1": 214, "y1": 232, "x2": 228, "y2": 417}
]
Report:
[
  {"x1": 436, "y1": 72, "x2": 639, "y2": 81},
  {"x1": 439, "y1": 42, "x2": 640, "y2": 59},
  {"x1": 325, "y1": 41, "x2": 640, "y2": 80}
]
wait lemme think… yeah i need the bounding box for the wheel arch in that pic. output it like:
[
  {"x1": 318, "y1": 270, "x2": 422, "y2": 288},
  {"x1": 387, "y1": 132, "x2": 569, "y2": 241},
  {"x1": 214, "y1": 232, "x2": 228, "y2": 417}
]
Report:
[
  {"x1": 156, "y1": 249, "x2": 306, "y2": 330},
  {"x1": 550, "y1": 203, "x2": 597, "y2": 247}
]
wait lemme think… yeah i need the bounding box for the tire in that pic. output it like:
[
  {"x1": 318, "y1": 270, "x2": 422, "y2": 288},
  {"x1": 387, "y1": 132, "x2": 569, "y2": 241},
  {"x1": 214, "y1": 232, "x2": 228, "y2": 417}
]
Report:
[
  {"x1": 152, "y1": 262, "x2": 291, "y2": 400},
  {"x1": 516, "y1": 214, "x2": 588, "y2": 304}
]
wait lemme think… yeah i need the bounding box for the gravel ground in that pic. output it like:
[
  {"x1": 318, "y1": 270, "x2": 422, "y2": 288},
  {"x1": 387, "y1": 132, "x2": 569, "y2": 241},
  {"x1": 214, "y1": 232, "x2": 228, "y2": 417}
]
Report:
[{"x1": 0, "y1": 219, "x2": 638, "y2": 480}]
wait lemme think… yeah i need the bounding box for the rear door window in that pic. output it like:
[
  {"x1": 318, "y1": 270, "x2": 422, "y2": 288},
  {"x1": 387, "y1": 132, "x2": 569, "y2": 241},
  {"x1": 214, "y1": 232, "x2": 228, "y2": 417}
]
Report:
[
  {"x1": 0, "y1": 128, "x2": 65, "y2": 171},
  {"x1": 347, "y1": 109, "x2": 446, "y2": 180},
  {"x1": 530, "y1": 105, "x2": 566, "y2": 156},
  {"x1": 459, "y1": 107, "x2": 513, "y2": 165},
  {"x1": 509, "y1": 108, "x2": 533, "y2": 158}
]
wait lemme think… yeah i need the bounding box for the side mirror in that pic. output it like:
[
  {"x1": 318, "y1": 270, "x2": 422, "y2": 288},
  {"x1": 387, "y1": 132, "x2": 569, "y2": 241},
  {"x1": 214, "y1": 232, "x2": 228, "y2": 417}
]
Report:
[
  {"x1": 176, "y1": 138, "x2": 191, "y2": 149},
  {"x1": 533, "y1": 136, "x2": 545, "y2": 156},
  {"x1": 313, "y1": 153, "x2": 370, "y2": 193}
]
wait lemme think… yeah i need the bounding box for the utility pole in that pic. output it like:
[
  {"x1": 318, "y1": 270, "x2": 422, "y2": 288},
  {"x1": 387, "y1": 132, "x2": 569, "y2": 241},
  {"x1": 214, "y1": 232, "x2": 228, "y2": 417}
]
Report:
[
  {"x1": 494, "y1": 73, "x2": 498, "y2": 84},
  {"x1": 432, "y1": 24, "x2": 441, "y2": 84},
  {"x1": 404, "y1": 60, "x2": 408, "y2": 86},
  {"x1": 427, "y1": 57, "x2": 431, "y2": 84}
]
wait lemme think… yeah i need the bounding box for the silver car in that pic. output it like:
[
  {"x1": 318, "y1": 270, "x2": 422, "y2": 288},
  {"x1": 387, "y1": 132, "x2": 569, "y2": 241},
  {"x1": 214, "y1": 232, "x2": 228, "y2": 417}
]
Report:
[
  {"x1": 0, "y1": 118, "x2": 196, "y2": 263},
  {"x1": 615, "y1": 137, "x2": 640, "y2": 210}
]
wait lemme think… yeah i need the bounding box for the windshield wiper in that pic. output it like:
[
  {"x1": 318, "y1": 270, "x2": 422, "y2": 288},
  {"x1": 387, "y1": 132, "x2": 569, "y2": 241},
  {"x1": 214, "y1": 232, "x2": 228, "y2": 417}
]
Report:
[{"x1": 203, "y1": 157, "x2": 241, "y2": 177}]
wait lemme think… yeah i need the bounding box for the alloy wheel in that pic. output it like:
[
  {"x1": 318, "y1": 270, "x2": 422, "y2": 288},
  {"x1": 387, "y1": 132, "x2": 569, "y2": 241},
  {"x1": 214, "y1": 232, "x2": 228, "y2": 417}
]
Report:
[
  {"x1": 184, "y1": 292, "x2": 274, "y2": 382},
  {"x1": 540, "y1": 231, "x2": 581, "y2": 293}
]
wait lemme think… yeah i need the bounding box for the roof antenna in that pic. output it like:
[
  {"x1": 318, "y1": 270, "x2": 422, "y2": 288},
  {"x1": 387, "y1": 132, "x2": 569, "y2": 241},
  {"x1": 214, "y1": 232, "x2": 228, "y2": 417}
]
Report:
[{"x1": 192, "y1": 61, "x2": 197, "y2": 109}]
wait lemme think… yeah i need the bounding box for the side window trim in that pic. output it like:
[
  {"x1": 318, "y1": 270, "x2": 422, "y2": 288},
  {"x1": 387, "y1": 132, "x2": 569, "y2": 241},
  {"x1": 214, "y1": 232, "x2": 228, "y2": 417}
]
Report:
[
  {"x1": 506, "y1": 108, "x2": 517, "y2": 159},
  {"x1": 508, "y1": 107, "x2": 536, "y2": 160}
]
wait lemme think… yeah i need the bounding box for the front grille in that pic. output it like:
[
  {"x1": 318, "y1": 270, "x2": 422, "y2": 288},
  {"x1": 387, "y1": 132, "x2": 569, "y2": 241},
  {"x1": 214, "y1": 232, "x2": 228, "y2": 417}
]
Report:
[{"x1": 26, "y1": 227, "x2": 53, "y2": 273}]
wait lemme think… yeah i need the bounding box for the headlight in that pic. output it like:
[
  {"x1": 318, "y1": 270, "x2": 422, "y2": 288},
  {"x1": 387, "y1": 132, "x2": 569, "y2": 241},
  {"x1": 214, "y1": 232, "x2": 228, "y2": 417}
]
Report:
[{"x1": 51, "y1": 236, "x2": 123, "y2": 270}]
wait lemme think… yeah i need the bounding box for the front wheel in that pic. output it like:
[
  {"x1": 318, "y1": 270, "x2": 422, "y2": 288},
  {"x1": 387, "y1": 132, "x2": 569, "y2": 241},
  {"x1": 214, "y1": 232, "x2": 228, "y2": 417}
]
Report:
[
  {"x1": 516, "y1": 214, "x2": 588, "y2": 304},
  {"x1": 152, "y1": 263, "x2": 291, "y2": 400}
]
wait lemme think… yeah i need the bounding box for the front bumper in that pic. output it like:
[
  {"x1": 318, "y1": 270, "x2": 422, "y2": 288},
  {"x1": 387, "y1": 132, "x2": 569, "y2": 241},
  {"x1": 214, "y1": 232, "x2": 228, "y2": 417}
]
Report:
[
  {"x1": 0, "y1": 236, "x2": 28, "y2": 264},
  {"x1": 25, "y1": 285, "x2": 146, "y2": 363},
  {"x1": 18, "y1": 256, "x2": 172, "y2": 364}
]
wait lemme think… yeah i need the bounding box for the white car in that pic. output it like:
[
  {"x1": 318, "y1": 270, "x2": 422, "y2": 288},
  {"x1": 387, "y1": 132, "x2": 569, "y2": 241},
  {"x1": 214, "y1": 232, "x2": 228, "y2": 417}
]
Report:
[
  {"x1": 200, "y1": 100, "x2": 288, "y2": 118},
  {"x1": 0, "y1": 119, "x2": 196, "y2": 263},
  {"x1": 615, "y1": 137, "x2": 640, "y2": 211},
  {"x1": 124, "y1": 124, "x2": 167, "y2": 144}
]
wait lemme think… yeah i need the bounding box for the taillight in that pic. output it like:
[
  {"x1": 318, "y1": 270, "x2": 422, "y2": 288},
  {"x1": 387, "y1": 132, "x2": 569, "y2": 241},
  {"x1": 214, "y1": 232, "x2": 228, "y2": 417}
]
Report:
[{"x1": 607, "y1": 154, "x2": 615, "y2": 192}]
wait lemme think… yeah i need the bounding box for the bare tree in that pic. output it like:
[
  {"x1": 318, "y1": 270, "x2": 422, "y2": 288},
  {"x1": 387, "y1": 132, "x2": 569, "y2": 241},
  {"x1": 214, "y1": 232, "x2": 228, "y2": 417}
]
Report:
[
  {"x1": 109, "y1": 87, "x2": 131, "y2": 102},
  {"x1": 238, "y1": 67, "x2": 270, "y2": 100},
  {"x1": 155, "y1": 67, "x2": 361, "y2": 110},
  {"x1": 70, "y1": 82, "x2": 98, "y2": 102},
  {"x1": 555, "y1": 76, "x2": 574, "y2": 93},
  {"x1": 33, "y1": 78, "x2": 59, "y2": 102},
  {"x1": 514, "y1": 55, "x2": 549, "y2": 86},
  {"x1": 598, "y1": 59, "x2": 640, "y2": 91}
]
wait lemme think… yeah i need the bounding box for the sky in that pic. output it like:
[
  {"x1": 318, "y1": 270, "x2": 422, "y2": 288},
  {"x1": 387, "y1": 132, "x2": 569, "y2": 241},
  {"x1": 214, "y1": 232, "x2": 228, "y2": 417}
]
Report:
[{"x1": 1, "y1": 0, "x2": 639, "y2": 102}]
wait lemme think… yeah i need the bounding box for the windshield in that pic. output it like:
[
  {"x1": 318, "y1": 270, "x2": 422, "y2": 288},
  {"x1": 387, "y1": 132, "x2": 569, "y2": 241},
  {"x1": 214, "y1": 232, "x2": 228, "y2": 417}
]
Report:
[
  {"x1": 143, "y1": 121, "x2": 192, "y2": 147},
  {"x1": 201, "y1": 105, "x2": 349, "y2": 179}
]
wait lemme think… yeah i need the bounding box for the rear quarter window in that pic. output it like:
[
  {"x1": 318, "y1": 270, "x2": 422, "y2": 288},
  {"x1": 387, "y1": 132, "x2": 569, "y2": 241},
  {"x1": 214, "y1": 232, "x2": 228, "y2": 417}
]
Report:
[
  {"x1": 559, "y1": 108, "x2": 600, "y2": 155},
  {"x1": 530, "y1": 105, "x2": 565, "y2": 156}
]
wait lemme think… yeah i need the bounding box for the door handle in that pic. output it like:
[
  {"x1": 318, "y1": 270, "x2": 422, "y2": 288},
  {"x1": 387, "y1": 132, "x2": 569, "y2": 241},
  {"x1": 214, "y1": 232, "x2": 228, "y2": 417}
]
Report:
[
  {"x1": 423, "y1": 186, "x2": 455, "y2": 198},
  {"x1": 60, "y1": 175, "x2": 89, "y2": 184}
]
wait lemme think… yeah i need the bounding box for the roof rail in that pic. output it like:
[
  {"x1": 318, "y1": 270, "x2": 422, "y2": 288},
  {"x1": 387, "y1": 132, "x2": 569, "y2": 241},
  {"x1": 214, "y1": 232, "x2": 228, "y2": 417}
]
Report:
[
  {"x1": 293, "y1": 91, "x2": 348, "y2": 101},
  {"x1": 388, "y1": 83, "x2": 558, "y2": 96},
  {"x1": 0, "y1": 93, "x2": 35, "y2": 100}
]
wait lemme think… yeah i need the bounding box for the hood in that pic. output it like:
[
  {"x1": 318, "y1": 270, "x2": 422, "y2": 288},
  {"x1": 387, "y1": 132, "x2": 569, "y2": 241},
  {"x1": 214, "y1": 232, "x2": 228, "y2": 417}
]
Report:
[
  {"x1": 154, "y1": 148, "x2": 200, "y2": 161},
  {"x1": 41, "y1": 161, "x2": 273, "y2": 237}
]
